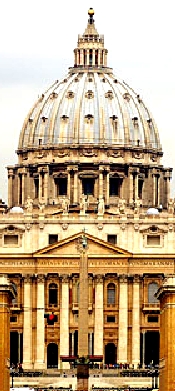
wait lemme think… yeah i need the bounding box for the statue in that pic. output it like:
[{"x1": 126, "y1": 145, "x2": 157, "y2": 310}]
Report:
[
  {"x1": 168, "y1": 198, "x2": 174, "y2": 214},
  {"x1": 80, "y1": 194, "x2": 88, "y2": 214},
  {"x1": 118, "y1": 198, "x2": 125, "y2": 214},
  {"x1": 134, "y1": 198, "x2": 141, "y2": 214},
  {"x1": 39, "y1": 198, "x2": 45, "y2": 212},
  {"x1": 25, "y1": 196, "x2": 33, "y2": 213},
  {"x1": 61, "y1": 197, "x2": 69, "y2": 214},
  {"x1": 98, "y1": 197, "x2": 105, "y2": 215}
]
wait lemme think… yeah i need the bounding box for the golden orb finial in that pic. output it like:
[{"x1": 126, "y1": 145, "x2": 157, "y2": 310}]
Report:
[{"x1": 88, "y1": 8, "x2": 94, "y2": 16}]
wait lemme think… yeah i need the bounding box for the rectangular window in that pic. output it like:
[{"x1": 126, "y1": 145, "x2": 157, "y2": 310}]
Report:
[
  {"x1": 107, "y1": 315, "x2": 115, "y2": 323},
  {"x1": 147, "y1": 235, "x2": 160, "y2": 246},
  {"x1": 107, "y1": 234, "x2": 117, "y2": 245},
  {"x1": 34, "y1": 178, "x2": 39, "y2": 198},
  {"x1": 109, "y1": 178, "x2": 120, "y2": 196},
  {"x1": 82, "y1": 178, "x2": 94, "y2": 195},
  {"x1": 4, "y1": 235, "x2": 18, "y2": 246},
  {"x1": 49, "y1": 234, "x2": 58, "y2": 245},
  {"x1": 58, "y1": 178, "x2": 67, "y2": 196},
  {"x1": 10, "y1": 316, "x2": 17, "y2": 323},
  {"x1": 148, "y1": 315, "x2": 159, "y2": 323}
]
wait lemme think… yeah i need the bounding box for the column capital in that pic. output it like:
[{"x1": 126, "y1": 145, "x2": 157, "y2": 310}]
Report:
[
  {"x1": 37, "y1": 274, "x2": 45, "y2": 283},
  {"x1": 95, "y1": 274, "x2": 104, "y2": 283},
  {"x1": 23, "y1": 274, "x2": 33, "y2": 283},
  {"x1": 119, "y1": 274, "x2": 128, "y2": 283},
  {"x1": 132, "y1": 274, "x2": 141, "y2": 283},
  {"x1": 61, "y1": 274, "x2": 70, "y2": 283}
]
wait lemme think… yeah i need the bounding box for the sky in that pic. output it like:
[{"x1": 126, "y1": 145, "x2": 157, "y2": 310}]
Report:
[{"x1": 0, "y1": 0, "x2": 175, "y2": 202}]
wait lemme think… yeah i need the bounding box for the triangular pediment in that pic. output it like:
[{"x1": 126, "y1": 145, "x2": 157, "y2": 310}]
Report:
[{"x1": 34, "y1": 232, "x2": 132, "y2": 257}]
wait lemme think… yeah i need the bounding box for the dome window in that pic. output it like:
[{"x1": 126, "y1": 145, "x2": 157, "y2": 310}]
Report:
[
  {"x1": 61, "y1": 115, "x2": 69, "y2": 121},
  {"x1": 85, "y1": 90, "x2": 94, "y2": 99},
  {"x1": 85, "y1": 114, "x2": 93, "y2": 120},
  {"x1": 29, "y1": 118, "x2": 33, "y2": 123},
  {"x1": 50, "y1": 92, "x2": 58, "y2": 99},
  {"x1": 75, "y1": 77, "x2": 79, "y2": 82},
  {"x1": 105, "y1": 90, "x2": 113, "y2": 99},
  {"x1": 132, "y1": 117, "x2": 139, "y2": 127},
  {"x1": 123, "y1": 92, "x2": 130, "y2": 101},
  {"x1": 113, "y1": 79, "x2": 118, "y2": 83},
  {"x1": 88, "y1": 78, "x2": 93, "y2": 82},
  {"x1": 102, "y1": 78, "x2": 106, "y2": 83},
  {"x1": 63, "y1": 78, "x2": 68, "y2": 83},
  {"x1": 41, "y1": 116, "x2": 48, "y2": 123},
  {"x1": 66, "y1": 91, "x2": 74, "y2": 99}
]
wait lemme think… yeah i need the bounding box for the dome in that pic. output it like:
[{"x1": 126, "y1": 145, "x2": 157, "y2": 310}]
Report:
[{"x1": 18, "y1": 11, "x2": 161, "y2": 154}]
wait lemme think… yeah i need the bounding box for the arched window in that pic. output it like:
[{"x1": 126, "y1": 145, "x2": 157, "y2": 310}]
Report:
[
  {"x1": 49, "y1": 283, "x2": 58, "y2": 306},
  {"x1": 148, "y1": 282, "x2": 159, "y2": 303},
  {"x1": 107, "y1": 283, "x2": 115, "y2": 305}
]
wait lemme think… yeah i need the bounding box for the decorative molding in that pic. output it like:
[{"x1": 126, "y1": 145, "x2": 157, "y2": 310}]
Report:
[
  {"x1": 79, "y1": 148, "x2": 98, "y2": 157},
  {"x1": 107, "y1": 150, "x2": 124, "y2": 158}
]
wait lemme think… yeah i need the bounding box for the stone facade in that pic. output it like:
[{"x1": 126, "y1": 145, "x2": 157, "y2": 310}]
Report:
[{"x1": 0, "y1": 8, "x2": 174, "y2": 383}]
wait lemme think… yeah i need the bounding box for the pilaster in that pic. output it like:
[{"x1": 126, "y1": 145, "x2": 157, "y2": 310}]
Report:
[
  {"x1": 60, "y1": 275, "x2": 69, "y2": 368},
  {"x1": 23, "y1": 275, "x2": 33, "y2": 369},
  {"x1": 132, "y1": 275, "x2": 140, "y2": 367},
  {"x1": 118, "y1": 275, "x2": 128, "y2": 363},
  {"x1": 94, "y1": 275, "x2": 104, "y2": 356},
  {"x1": 34, "y1": 274, "x2": 45, "y2": 369}
]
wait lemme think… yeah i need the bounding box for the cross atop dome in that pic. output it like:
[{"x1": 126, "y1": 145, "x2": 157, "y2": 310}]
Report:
[{"x1": 73, "y1": 8, "x2": 108, "y2": 68}]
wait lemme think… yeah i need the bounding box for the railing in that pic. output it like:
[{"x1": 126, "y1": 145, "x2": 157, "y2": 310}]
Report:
[{"x1": 142, "y1": 302, "x2": 160, "y2": 312}]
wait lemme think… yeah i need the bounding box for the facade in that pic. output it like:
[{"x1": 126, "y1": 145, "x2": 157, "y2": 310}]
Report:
[{"x1": 0, "y1": 8, "x2": 174, "y2": 374}]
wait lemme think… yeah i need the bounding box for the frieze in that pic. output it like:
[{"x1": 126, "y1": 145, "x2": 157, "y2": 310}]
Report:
[
  {"x1": 107, "y1": 150, "x2": 124, "y2": 158},
  {"x1": 53, "y1": 149, "x2": 70, "y2": 158},
  {"x1": 132, "y1": 152, "x2": 144, "y2": 159},
  {"x1": 79, "y1": 148, "x2": 98, "y2": 157}
]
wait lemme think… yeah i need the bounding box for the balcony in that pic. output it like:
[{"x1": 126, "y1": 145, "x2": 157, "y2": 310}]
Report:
[
  {"x1": 72, "y1": 303, "x2": 93, "y2": 312},
  {"x1": 142, "y1": 302, "x2": 160, "y2": 313},
  {"x1": 10, "y1": 303, "x2": 22, "y2": 312}
]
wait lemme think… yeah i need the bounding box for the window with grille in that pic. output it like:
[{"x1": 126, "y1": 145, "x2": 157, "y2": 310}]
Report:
[
  {"x1": 148, "y1": 282, "x2": 159, "y2": 303},
  {"x1": 107, "y1": 283, "x2": 115, "y2": 305},
  {"x1": 107, "y1": 234, "x2": 117, "y2": 246},
  {"x1": 49, "y1": 234, "x2": 58, "y2": 245}
]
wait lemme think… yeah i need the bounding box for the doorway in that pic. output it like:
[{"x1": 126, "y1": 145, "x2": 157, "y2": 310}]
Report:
[{"x1": 47, "y1": 343, "x2": 58, "y2": 368}]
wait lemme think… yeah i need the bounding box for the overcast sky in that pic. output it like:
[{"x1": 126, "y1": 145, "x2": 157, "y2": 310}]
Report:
[{"x1": 0, "y1": 0, "x2": 175, "y2": 202}]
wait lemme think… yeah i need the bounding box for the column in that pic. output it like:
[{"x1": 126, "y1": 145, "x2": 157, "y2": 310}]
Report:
[
  {"x1": 60, "y1": 275, "x2": 69, "y2": 369},
  {"x1": 72, "y1": 332, "x2": 74, "y2": 356},
  {"x1": 23, "y1": 275, "x2": 33, "y2": 369},
  {"x1": 118, "y1": 276, "x2": 128, "y2": 363},
  {"x1": 89, "y1": 332, "x2": 93, "y2": 355},
  {"x1": 99, "y1": 166, "x2": 104, "y2": 199},
  {"x1": 80, "y1": 49, "x2": 84, "y2": 65},
  {"x1": 86, "y1": 49, "x2": 89, "y2": 66},
  {"x1": 34, "y1": 275, "x2": 45, "y2": 369},
  {"x1": 8, "y1": 169, "x2": 13, "y2": 207},
  {"x1": 153, "y1": 174, "x2": 156, "y2": 206},
  {"x1": 67, "y1": 169, "x2": 71, "y2": 202},
  {"x1": 38, "y1": 172, "x2": 43, "y2": 203},
  {"x1": 44, "y1": 169, "x2": 49, "y2": 204},
  {"x1": 94, "y1": 275, "x2": 103, "y2": 356},
  {"x1": 106, "y1": 170, "x2": 110, "y2": 205},
  {"x1": 142, "y1": 331, "x2": 145, "y2": 368},
  {"x1": 129, "y1": 170, "x2": 134, "y2": 205},
  {"x1": 0, "y1": 275, "x2": 15, "y2": 391},
  {"x1": 92, "y1": 49, "x2": 95, "y2": 66},
  {"x1": 73, "y1": 167, "x2": 78, "y2": 204},
  {"x1": 134, "y1": 174, "x2": 139, "y2": 201},
  {"x1": 104, "y1": 50, "x2": 108, "y2": 67},
  {"x1": 98, "y1": 50, "x2": 101, "y2": 66},
  {"x1": 132, "y1": 276, "x2": 140, "y2": 368}
]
